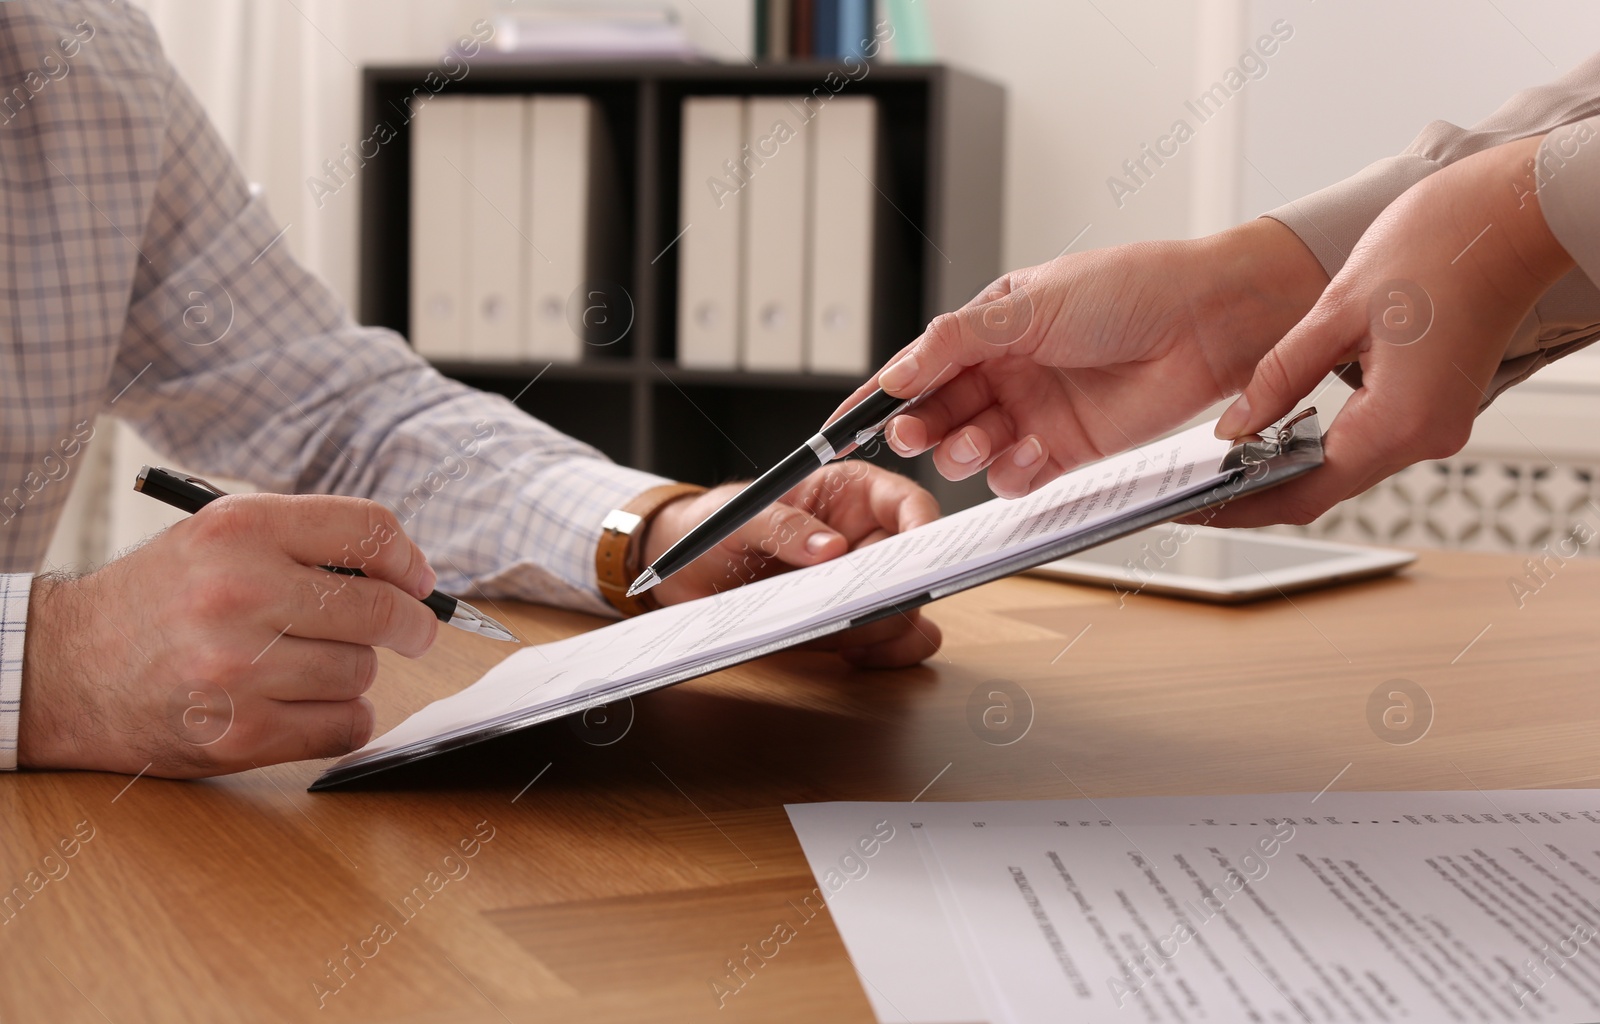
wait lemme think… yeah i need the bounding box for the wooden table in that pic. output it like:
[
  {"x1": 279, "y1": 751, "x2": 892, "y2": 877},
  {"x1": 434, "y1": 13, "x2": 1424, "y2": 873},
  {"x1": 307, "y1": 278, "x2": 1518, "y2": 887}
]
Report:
[{"x1": 3, "y1": 549, "x2": 1598, "y2": 1022}]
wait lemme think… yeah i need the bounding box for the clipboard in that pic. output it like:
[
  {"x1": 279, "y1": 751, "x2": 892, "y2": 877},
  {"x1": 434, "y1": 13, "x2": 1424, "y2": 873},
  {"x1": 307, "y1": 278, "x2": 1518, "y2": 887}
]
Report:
[
  {"x1": 849, "y1": 407, "x2": 1325, "y2": 628},
  {"x1": 310, "y1": 410, "x2": 1324, "y2": 790}
]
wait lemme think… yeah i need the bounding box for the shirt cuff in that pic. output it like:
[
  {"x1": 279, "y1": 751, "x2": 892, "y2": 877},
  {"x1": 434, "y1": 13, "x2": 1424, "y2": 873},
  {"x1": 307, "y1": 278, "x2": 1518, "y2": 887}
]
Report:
[
  {"x1": 474, "y1": 457, "x2": 673, "y2": 618},
  {"x1": 1261, "y1": 153, "x2": 1440, "y2": 278},
  {"x1": 1538, "y1": 116, "x2": 1600, "y2": 290},
  {"x1": 0, "y1": 573, "x2": 32, "y2": 771}
]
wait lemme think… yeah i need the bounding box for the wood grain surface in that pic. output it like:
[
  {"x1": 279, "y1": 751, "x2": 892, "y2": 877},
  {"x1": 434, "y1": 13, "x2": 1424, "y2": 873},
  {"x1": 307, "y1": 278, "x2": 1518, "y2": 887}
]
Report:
[{"x1": 1, "y1": 548, "x2": 1596, "y2": 1022}]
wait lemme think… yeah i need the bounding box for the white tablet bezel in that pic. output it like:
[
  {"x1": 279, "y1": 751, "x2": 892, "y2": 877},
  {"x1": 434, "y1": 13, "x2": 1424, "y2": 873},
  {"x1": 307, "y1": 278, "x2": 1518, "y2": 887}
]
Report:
[{"x1": 1026, "y1": 525, "x2": 1416, "y2": 603}]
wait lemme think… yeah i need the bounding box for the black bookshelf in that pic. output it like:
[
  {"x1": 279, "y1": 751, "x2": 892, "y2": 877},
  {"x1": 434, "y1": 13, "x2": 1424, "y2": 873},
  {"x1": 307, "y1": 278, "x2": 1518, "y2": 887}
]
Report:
[{"x1": 358, "y1": 60, "x2": 1005, "y2": 508}]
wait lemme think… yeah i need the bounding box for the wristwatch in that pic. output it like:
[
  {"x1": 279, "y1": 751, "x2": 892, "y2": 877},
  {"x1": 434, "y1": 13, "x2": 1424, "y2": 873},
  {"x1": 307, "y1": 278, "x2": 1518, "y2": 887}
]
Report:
[{"x1": 595, "y1": 482, "x2": 706, "y2": 616}]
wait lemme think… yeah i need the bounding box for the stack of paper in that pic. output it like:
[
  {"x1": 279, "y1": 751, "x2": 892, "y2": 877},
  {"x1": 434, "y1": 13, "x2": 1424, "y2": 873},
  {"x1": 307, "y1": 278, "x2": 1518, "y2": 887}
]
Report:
[
  {"x1": 489, "y1": 5, "x2": 701, "y2": 60},
  {"x1": 787, "y1": 791, "x2": 1600, "y2": 1023}
]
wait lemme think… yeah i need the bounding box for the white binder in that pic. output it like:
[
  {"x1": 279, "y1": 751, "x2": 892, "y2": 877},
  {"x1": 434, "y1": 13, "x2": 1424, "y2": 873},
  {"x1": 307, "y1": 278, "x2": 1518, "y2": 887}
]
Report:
[
  {"x1": 525, "y1": 95, "x2": 592, "y2": 362},
  {"x1": 676, "y1": 96, "x2": 745, "y2": 369},
  {"x1": 741, "y1": 96, "x2": 809, "y2": 372},
  {"x1": 806, "y1": 96, "x2": 877, "y2": 375},
  {"x1": 409, "y1": 96, "x2": 470, "y2": 359},
  {"x1": 465, "y1": 96, "x2": 526, "y2": 361}
]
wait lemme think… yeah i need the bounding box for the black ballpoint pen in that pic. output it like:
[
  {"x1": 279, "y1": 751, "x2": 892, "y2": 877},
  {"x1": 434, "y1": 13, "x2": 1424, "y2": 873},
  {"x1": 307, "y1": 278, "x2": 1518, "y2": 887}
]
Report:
[
  {"x1": 134, "y1": 466, "x2": 518, "y2": 643},
  {"x1": 627, "y1": 387, "x2": 926, "y2": 597}
]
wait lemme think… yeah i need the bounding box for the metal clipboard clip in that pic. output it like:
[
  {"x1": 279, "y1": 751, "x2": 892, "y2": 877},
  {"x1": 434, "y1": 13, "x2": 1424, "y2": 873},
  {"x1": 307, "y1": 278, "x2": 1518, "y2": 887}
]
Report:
[{"x1": 1218, "y1": 407, "x2": 1319, "y2": 474}]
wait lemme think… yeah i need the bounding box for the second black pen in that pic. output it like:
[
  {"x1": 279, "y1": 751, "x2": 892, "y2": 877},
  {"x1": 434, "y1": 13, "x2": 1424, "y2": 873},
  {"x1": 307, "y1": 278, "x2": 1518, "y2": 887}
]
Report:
[{"x1": 626, "y1": 386, "x2": 923, "y2": 597}]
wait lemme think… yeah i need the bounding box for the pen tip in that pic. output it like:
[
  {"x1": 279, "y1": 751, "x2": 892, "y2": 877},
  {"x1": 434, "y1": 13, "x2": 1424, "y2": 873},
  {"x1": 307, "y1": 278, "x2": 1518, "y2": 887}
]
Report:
[
  {"x1": 483, "y1": 622, "x2": 519, "y2": 643},
  {"x1": 627, "y1": 568, "x2": 660, "y2": 598},
  {"x1": 452, "y1": 599, "x2": 520, "y2": 643}
]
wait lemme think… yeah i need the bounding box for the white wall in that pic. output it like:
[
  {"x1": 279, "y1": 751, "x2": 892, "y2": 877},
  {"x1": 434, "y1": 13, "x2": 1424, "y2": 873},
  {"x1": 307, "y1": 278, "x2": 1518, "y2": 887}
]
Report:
[
  {"x1": 919, "y1": 0, "x2": 1203, "y2": 267},
  {"x1": 1240, "y1": 0, "x2": 1600, "y2": 224}
]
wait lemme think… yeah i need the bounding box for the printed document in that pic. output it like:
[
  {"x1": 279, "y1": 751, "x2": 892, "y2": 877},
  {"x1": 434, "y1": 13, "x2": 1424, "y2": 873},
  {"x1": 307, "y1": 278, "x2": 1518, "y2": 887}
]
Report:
[{"x1": 786, "y1": 791, "x2": 1600, "y2": 1024}]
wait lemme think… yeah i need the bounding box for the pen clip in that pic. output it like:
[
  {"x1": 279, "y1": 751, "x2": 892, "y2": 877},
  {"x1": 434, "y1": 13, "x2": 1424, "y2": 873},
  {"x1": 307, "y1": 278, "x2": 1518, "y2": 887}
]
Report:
[
  {"x1": 136, "y1": 467, "x2": 230, "y2": 508},
  {"x1": 181, "y1": 472, "x2": 225, "y2": 497},
  {"x1": 852, "y1": 413, "x2": 903, "y2": 450},
  {"x1": 847, "y1": 388, "x2": 940, "y2": 452},
  {"x1": 159, "y1": 467, "x2": 226, "y2": 498}
]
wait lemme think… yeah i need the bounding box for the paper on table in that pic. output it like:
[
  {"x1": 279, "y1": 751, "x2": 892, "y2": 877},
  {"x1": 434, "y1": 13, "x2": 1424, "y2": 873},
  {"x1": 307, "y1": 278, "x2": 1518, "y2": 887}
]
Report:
[
  {"x1": 786, "y1": 792, "x2": 1600, "y2": 1024},
  {"x1": 326, "y1": 423, "x2": 1237, "y2": 773}
]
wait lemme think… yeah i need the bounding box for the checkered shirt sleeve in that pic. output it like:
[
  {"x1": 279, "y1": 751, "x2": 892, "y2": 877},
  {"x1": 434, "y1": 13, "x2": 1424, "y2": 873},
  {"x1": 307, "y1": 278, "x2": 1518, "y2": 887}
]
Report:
[{"x1": 0, "y1": 2, "x2": 670, "y2": 767}]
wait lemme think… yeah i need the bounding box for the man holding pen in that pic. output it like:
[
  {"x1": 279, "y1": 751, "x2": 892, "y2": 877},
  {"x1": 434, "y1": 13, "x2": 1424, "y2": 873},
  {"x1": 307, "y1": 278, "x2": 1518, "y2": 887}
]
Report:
[{"x1": 0, "y1": 2, "x2": 940, "y2": 780}]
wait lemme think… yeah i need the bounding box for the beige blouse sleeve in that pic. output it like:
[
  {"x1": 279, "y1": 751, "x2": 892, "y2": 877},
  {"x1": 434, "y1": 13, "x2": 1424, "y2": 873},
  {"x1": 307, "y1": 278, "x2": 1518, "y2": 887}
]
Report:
[{"x1": 1263, "y1": 53, "x2": 1600, "y2": 406}]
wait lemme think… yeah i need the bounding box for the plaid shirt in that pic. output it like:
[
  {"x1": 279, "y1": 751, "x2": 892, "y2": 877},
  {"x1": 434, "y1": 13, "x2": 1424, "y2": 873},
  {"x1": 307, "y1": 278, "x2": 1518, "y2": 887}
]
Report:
[{"x1": 0, "y1": 2, "x2": 667, "y2": 768}]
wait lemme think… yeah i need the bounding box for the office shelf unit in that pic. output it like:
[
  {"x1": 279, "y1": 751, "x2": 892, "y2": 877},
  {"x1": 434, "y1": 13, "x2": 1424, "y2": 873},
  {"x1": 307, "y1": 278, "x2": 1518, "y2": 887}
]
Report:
[{"x1": 358, "y1": 61, "x2": 1004, "y2": 507}]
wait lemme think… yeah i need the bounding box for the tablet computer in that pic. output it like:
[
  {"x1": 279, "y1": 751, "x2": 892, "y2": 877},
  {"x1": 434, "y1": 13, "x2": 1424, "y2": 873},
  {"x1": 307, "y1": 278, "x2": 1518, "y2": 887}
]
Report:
[{"x1": 1027, "y1": 524, "x2": 1416, "y2": 604}]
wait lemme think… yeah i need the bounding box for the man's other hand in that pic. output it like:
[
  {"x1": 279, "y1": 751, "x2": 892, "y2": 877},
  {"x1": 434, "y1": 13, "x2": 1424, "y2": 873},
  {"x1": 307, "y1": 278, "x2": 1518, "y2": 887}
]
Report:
[{"x1": 642, "y1": 462, "x2": 942, "y2": 668}]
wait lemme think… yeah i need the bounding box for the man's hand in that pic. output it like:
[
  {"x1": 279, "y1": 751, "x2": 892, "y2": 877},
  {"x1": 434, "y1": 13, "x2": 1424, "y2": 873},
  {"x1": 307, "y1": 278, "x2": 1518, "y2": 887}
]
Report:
[
  {"x1": 19, "y1": 495, "x2": 440, "y2": 778},
  {"x1": 641, "y1": 461, "x2": 942, "y2": 667},
  {"x1": 1208, "y1": 134, "x2": 1576, "y2": 526},
  {"x1": 841, "y1": 217, "x2": 1329, "y2": 498}
]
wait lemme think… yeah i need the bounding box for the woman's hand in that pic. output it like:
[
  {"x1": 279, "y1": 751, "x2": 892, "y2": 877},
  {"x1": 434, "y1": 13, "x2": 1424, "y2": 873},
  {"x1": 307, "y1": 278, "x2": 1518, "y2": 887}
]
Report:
[
  {"x1": 641, "y1": 462, "x2": 942, "y2": 667},
  {"x1": 1207, "y1": 134, "x2": 1575, "y2": 527},
  {"x1": 841, "y1": 217, "x2": 1329, "y2": 498}
]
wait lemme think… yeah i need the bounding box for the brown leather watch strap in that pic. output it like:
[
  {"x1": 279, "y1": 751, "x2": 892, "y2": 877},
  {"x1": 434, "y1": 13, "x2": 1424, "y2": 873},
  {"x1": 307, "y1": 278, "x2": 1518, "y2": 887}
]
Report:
[{"x1": 595, "y1": 482, "x2": 706, "y2": 617}]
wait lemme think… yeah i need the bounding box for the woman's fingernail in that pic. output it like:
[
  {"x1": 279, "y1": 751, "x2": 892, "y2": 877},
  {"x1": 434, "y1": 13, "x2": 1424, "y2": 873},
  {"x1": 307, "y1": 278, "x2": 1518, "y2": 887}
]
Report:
[
  {"x1": 1012, "y1": 436, "x2": 1044, "y2": 468},
  {"x1": 888, "y1": 418, "x2": 924, "y2": 456},
  {"x1": 886, "y1": 418, "x2": 908, "y2": 454},
  {"x1": 806, "y1": 532, "x2": 838, "y2": 555},
  {"x1": 878, "y1": 353, "x2": 918, "y2": 392},
  {"x1": 950, "y1": 432, "x2": 981, "y2": 465},
  {"x1": 418, "y1": 563, "x2": 438, "y2": 597},
  {"x1": 1215, "y1": 395, "x2": 1251, "y2": 439}
]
